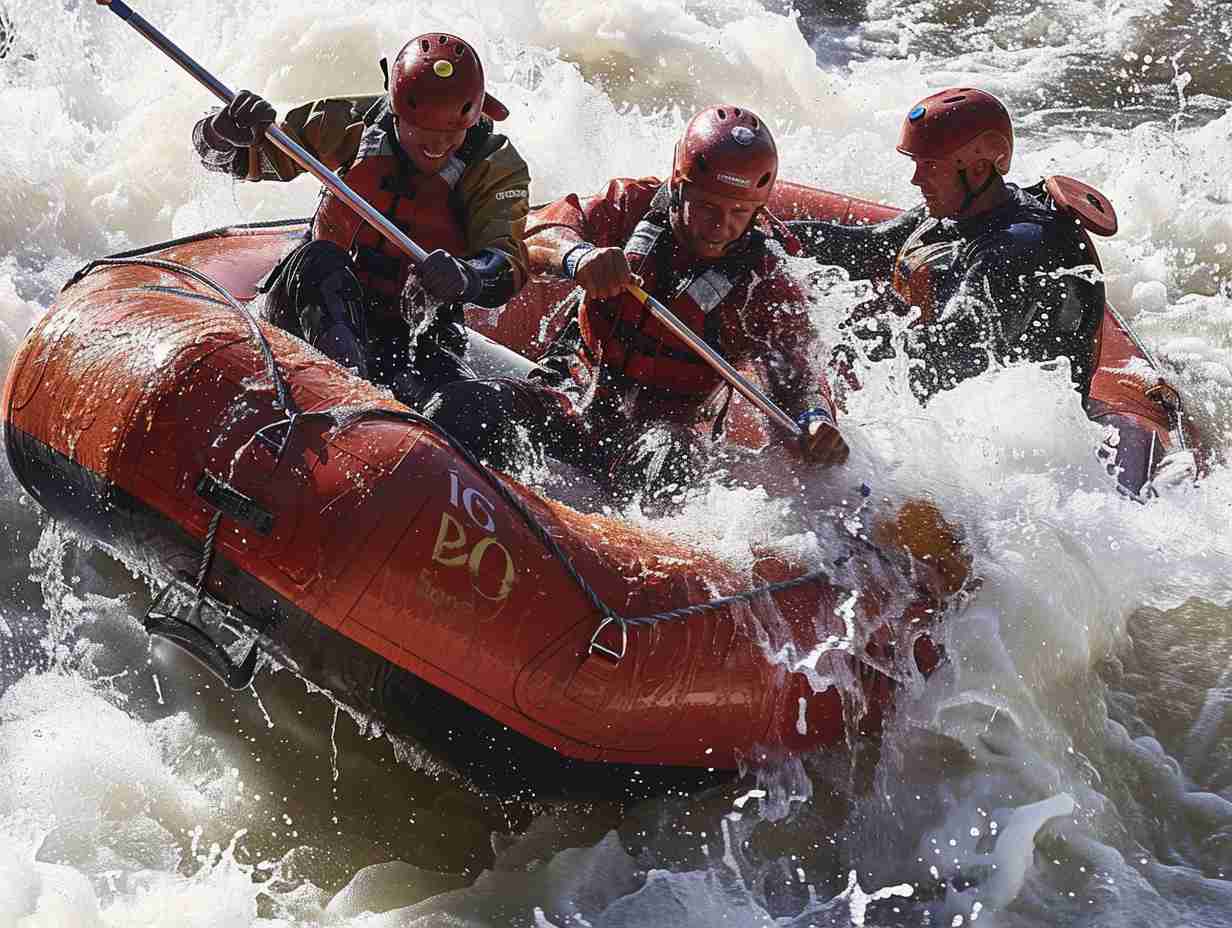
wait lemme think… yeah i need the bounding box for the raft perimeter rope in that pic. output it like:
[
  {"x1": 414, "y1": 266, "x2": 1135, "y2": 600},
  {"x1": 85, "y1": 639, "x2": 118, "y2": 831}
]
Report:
[
  {"x1": 69, "y1": 255, "x2": 836, "y2": 661},
  {"x1": 67, "y1": 256, "x2": 296, "y2": 416}
]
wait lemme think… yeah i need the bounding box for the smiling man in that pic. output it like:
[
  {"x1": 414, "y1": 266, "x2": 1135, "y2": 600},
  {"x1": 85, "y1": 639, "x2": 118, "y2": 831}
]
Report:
[
  {"x1": 192, "y1": 33, "x2": 530, "y2": 401},
  {"x1": 422, "y1": 105, "x2": 847, "y2": 509}
]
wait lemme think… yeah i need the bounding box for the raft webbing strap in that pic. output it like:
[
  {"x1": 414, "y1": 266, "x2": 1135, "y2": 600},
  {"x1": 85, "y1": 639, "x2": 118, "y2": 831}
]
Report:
[{"x1": 66, "y1": 257, "x2": 839, "y2": 665}]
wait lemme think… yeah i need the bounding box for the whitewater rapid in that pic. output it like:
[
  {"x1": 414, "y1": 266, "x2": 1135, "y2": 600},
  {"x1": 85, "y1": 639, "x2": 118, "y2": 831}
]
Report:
[{"x1": 2, "y1": 0, "x2": 1231, "y2": 925}]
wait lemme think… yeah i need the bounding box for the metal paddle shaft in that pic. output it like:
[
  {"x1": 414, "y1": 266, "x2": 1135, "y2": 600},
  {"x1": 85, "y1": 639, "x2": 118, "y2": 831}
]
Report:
[
  {"x1": 95, "y1": 0, "x2": 428, "y2": 265},
  {"x1": 626, "y1": 284, "x2": 802, "y2": 437}
]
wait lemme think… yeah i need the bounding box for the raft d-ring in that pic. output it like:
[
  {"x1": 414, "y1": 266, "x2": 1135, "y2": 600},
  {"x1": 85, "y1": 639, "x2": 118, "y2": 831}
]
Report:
[
  {"x1": 253, "y1": 413, "x2": 299, "y2": 468},
  {"x1": 588, "y1": 614, "x2": 628, "y2": 663}
]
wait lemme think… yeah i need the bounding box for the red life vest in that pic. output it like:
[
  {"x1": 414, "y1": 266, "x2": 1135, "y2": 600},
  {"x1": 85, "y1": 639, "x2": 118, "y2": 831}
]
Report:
[
  {"x1": 578, "y1": 188, "x2": 779, "y2": 398},
  {"x1": 312, "y1": 111, "x2": 489, "y2": 308}
]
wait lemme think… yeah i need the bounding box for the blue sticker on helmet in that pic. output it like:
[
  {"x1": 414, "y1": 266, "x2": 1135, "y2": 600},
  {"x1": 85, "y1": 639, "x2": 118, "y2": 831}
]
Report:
[{"x1": 908, "y1": 105, "x2": 927, "y2": 121}]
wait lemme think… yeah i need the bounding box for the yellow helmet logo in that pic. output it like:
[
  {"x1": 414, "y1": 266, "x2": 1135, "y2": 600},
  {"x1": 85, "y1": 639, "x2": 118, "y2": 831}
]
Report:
[{"x1": 433, "y1": 59, "x2": 454, "y2": 78}]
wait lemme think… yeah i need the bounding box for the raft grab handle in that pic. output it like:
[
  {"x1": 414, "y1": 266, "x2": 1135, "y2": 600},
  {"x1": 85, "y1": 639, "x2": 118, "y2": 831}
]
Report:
[{"x1": 143, "y1": 581, "x2": 259, "y2": 690}]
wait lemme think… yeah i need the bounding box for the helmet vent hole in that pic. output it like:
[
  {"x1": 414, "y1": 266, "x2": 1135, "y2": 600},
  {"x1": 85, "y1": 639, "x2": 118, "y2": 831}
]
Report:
[
  {"x1": 454, "y1": 43, "x2": 465, "y2": 55},
  {"x1": 696, "y1": 153, "x2": 709, "y2": 172},
  {"x1": 756, "y1": 172, "x2": 770, "y2": 188},
  {"x1": 943, "y1": 95, "x2": 967, "y2": 103},
  {"x1": 420, "y1": 40, "x2": 430, "y2": 52},
  {"x1": 716, "y1": 108, "x2": 726, "y2": 120},
  {"x1": 461, "y1": 101, "x2": 473, "y2": 115},
  {"x1": 751, "y1": 117, "x2": 759, "y2": 129},
  {"x1": 438, "y1": 35, "x2": 448, "y2": 44}
]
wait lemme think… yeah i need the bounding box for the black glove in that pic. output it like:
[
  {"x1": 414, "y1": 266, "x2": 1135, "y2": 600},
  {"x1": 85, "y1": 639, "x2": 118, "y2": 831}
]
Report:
[
  {"x1": 796, "y1": 406, "x2": 849, "y2": 467},
  {"x1": 207, "y1": 90, "x2": 276, "y2": 149},
  {"x1": 416, "y1": 249, "x2": 482, "y2": 304}
]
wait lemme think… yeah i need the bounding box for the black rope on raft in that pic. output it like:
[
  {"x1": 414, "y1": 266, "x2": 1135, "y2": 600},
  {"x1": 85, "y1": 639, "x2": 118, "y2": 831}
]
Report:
[
  {"x1": 301, "y1": 403, "x2": 835, "y2": 661},
  {"x1": 192, "y1": 511, "x2": 222, "y2": 602},
  {"x1": 70, "y1": 257, "x2": 834, "y2": 662},
  {"x1": 621, "y1": 567, "x2": 832, "y2": 626},
  {"x1": 65, "y1": 256, "x2": 296, "y2": 417}
]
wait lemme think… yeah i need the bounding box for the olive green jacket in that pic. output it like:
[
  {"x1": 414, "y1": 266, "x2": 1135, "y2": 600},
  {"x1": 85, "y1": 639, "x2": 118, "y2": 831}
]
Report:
[{"x1": 193, "y1": 94, "x2": 531, "y2": 288}]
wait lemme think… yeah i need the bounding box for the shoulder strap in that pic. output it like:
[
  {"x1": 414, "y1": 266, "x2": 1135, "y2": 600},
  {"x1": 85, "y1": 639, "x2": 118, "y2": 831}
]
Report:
[
  {"x1": 623, "y1": 184, "x2": 673, "y2": 268},
  {"x1": 355, "y1": 100, "x2": 399, "y2": 162},
  {"x1": 438, "y1": 117, "x2": 498, "y2": 192},
  {"x1": 454, "y1": 116, "x2": 496, "y2": 166}
]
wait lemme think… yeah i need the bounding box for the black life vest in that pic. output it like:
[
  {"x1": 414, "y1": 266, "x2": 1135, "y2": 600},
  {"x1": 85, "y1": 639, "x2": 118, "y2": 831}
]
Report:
[{"x1": 890, "y1": 178, "x2": 1109, "y2": 326}]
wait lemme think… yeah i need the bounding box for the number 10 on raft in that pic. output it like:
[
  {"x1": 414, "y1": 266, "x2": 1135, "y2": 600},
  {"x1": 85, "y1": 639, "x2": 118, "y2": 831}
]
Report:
[{"x1": 430, "y1": 471, "x2": 516, "y2": 604}]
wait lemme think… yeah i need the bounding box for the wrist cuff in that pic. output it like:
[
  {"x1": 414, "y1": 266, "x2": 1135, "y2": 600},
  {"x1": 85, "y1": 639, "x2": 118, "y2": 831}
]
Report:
[
  {"x1": 797, "y1": 407, "x2": 835, "y2": 431},
  {"x1": 561, "y1": 242, "x2": 596, "y2": 280},
  {"x1": 458, "y1": 259, "x2": 483, "y2": 303}
]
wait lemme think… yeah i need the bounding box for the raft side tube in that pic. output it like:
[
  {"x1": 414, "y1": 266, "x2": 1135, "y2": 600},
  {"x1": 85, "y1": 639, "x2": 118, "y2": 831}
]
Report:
[{"x1": 3, "y1": 251, "x2": 911, "y2": 770}]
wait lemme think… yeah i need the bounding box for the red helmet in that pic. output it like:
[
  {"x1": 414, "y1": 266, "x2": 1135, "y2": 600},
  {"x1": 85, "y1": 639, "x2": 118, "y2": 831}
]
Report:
[
  {"x1": 389, "y1": 33, "x2": 509, "y2": 132},
  {"x1": 896, "y1": 88, "x2": 1013, "y2": 175},
  {"x1": 672, "y1": 105, "x2": 778, "y2": 205}
]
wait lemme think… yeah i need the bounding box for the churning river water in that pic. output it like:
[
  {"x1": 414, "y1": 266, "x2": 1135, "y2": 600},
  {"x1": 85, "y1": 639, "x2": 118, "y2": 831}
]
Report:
[{"x1": 1, "y1": 0, "x2": 1231, "y2": 925}]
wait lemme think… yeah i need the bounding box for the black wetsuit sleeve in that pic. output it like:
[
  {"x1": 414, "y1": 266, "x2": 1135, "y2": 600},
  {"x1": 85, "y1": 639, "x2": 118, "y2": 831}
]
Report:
[{"x1": 787, "y1": 207, "x2": 922, "y2": 280}]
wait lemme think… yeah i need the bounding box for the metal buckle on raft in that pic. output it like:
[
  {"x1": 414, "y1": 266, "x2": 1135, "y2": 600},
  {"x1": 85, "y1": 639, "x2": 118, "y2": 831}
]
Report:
[
  {"x1": 587, "y1": 614, "x2": 628, "y2": 663},
  {"x1": 143, "y1": 581, "x2": 259, "y2": 690},
  {"x1": 252, "y1": 414, "x2": 299, "y2": 469}
]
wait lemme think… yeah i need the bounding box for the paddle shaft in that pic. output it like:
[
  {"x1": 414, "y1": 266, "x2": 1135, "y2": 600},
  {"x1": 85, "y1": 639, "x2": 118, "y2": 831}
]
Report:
[
  {"x1": 96, "y1": 0, "x2": 428, "y2": 265},
  {"x1": 626, "y1": 284, "x2": 802, "y2": 437}
]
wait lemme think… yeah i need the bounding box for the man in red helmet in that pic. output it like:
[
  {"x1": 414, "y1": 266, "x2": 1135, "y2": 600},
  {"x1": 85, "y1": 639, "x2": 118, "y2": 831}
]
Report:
[
  {"x1": 794, "y1": 88, "x2": 1105, "y2": 401},
  {"x1": 790, "y1": 88, "x2": 1169, "y2": 494},
  {"x1": 192, "y1": 34, "x2": 530, "y2": 402},
  {"x1": 423, "y1": 106, "x2": 847, "y2": 509}
]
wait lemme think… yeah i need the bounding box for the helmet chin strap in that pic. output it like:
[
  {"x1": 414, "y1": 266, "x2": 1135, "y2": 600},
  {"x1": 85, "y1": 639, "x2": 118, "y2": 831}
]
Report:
[{"x1": 956, "y1": 166, "x2": 999, "y2": 216}]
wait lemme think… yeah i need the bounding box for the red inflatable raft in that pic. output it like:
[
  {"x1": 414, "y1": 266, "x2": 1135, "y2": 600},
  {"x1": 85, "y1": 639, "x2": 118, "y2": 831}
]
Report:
[
  {"x1": 2, "y1": 217, "x2": 952, "y2": 786},
  {"x1": 2, "y1": 180, "x2": 1190, "y2": 786}
]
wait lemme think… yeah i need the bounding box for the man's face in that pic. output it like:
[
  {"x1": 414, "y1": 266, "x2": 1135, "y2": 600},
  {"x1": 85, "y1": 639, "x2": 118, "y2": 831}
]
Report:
[
  {"x1": 908, "y1": 156, "x2": 970, "y2": 219},
  {"x1": 393, "y1": 115, "x2": 469, "y2": 174},
  {"x1": 674, "y1": 184, "x2": 760, "y2": 261}
]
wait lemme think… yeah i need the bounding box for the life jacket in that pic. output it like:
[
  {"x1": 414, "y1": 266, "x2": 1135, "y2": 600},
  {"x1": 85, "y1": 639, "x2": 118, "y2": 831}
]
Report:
[
  {"x1": 888, "y1": 218, "x2": 955, "y2": 325},
  {"x1": 887, "y1": 178, "x2": 1112, "y2": 400},
  {"x1": 577, "y1": 186, "x2": 784, "y2": 399},
  {"x1": 889, "y1": 177, "x2": 1112, "y2": 325},
  {"x1": 311, "y1": 104, "x2": 493, "y2": 307}
]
